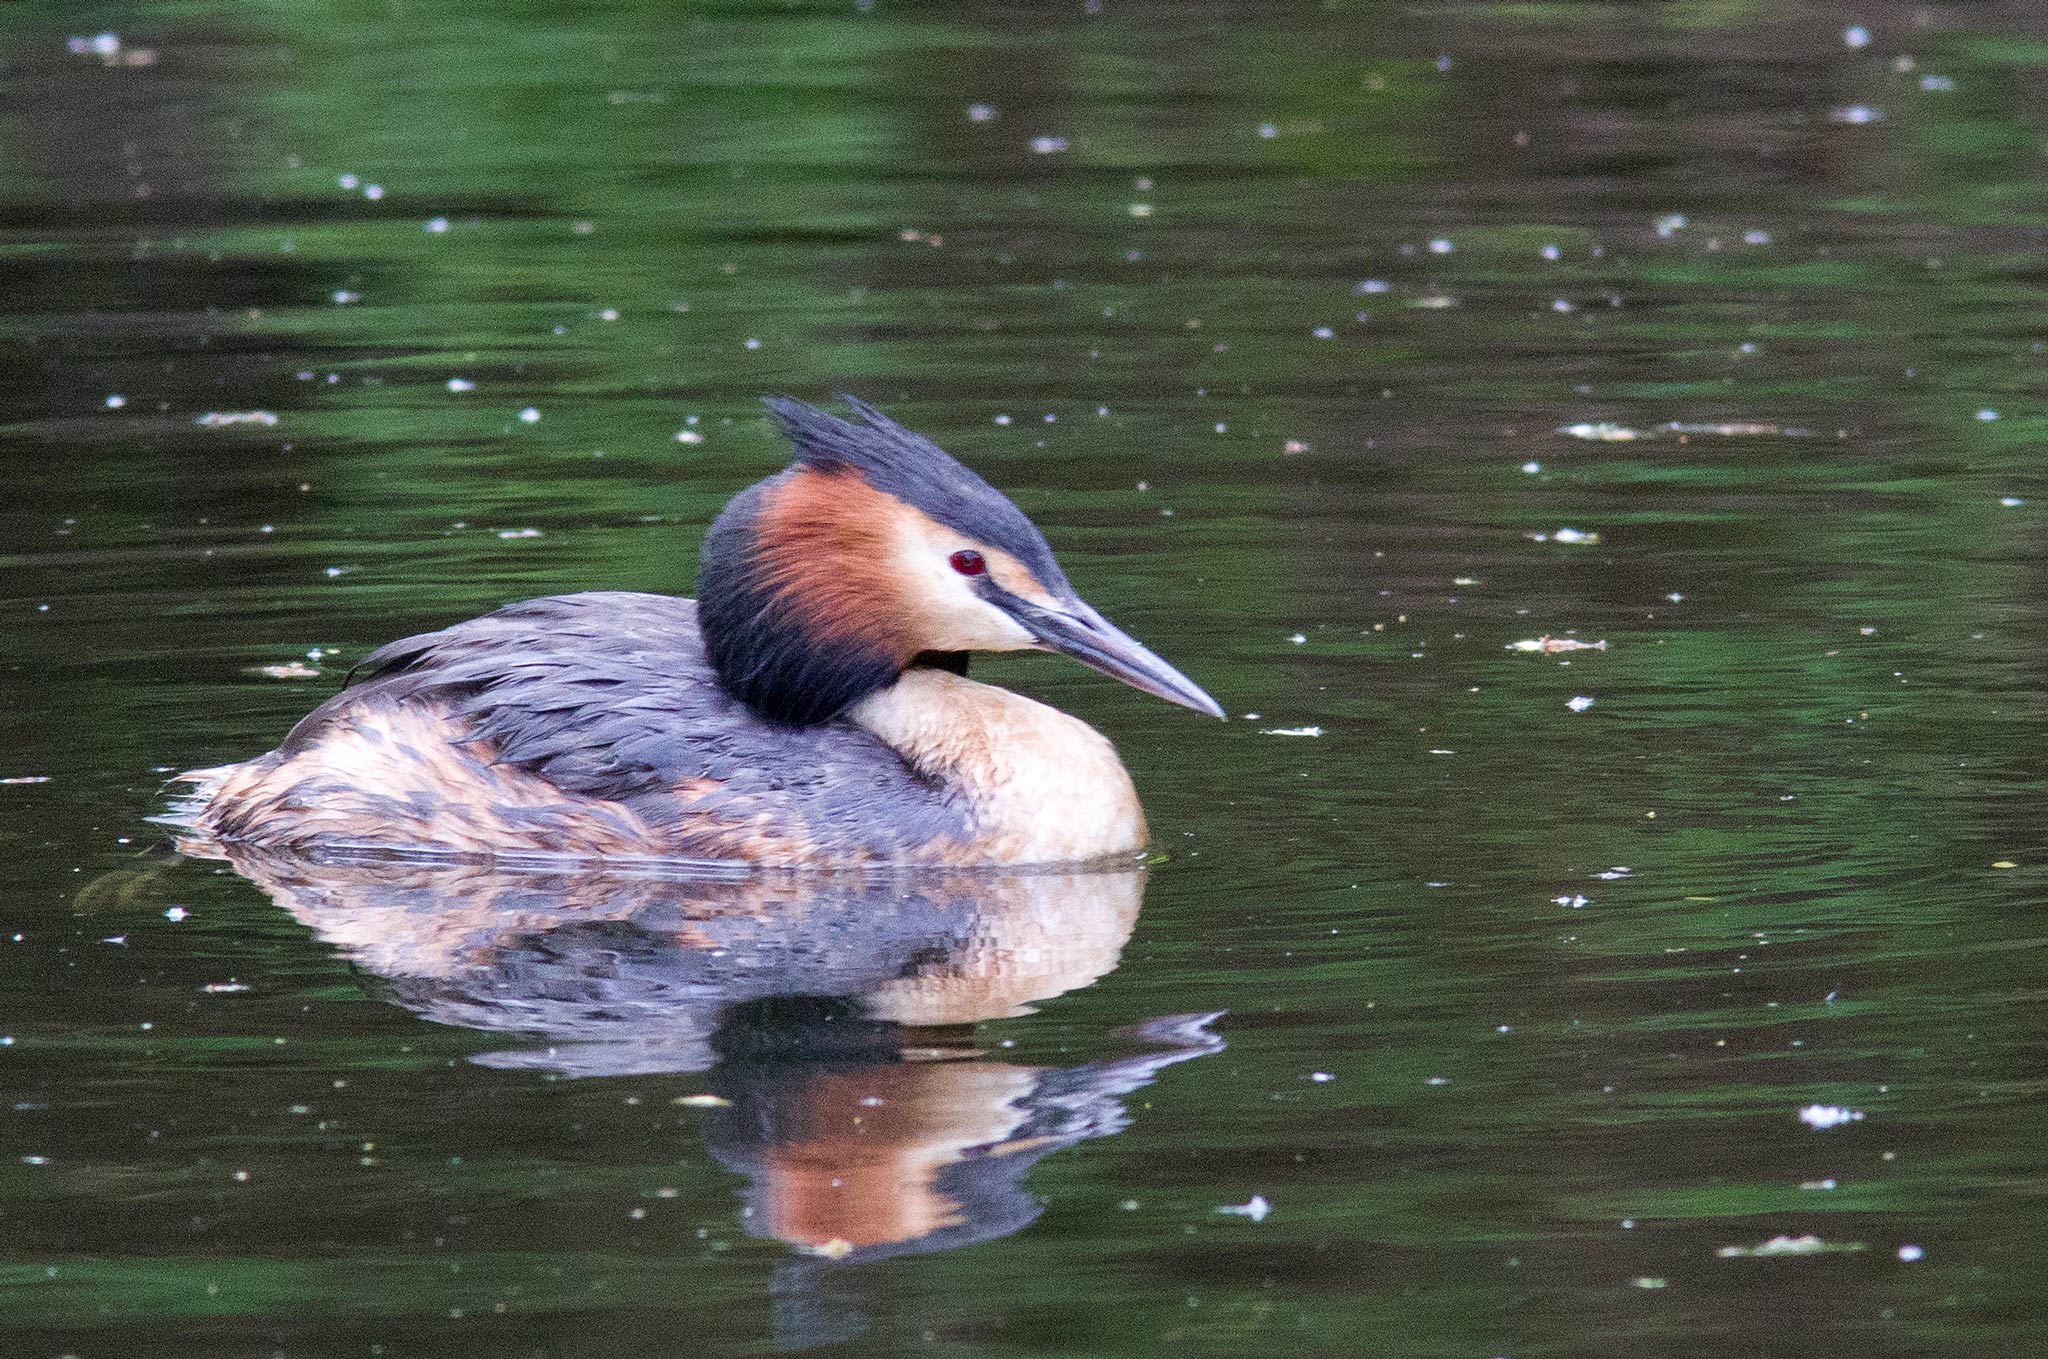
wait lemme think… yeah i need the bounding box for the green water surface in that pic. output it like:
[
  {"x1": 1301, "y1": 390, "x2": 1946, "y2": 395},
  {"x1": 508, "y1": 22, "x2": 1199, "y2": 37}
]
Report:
[{"x1": 2, "y1": 2, "x2": 2046, "y2": 1355}]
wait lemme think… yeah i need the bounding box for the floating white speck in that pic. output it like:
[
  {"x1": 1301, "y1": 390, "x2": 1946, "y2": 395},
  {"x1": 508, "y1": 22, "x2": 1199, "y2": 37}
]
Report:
[
  {"x1": 164, "y1": 907, "x2": 188, "y2": 922},
  {"x1": 1799, "y1": 1103, "x2": 1864, "y2": 1129},
  {"x1": 2000, "y1": 496, "x2": 2024, "y2": 507},
  {"x1": 1744, "y1": 229, "x2": 1772, "y2": 245},
  {"x1": 743, "y1": 338, "x2": 762, "y2": 350},
  {"x1": 1919, "y1": 74, "x2": 1954, "y2": 92},
  {"x1": 101, "y1": 935, "x2": 126, "y2": 946},
  {"x1": 496, "y1": 528, "x2": 543, "y2": 540},
  {"x1": 1354, "y1": 280, "x2": 1390, "y2": 294},
  {"x1": 993, "y1": 413, "x2": 1012, "y2": 426},
  {"x1": 674, "y1": 429, "x2": 704, "y2": 444},
  {"x1": 517, "y1": 407, "x2": 541, "y2": 423},
  {"x1": 425, "y1": 216, "x2": 450, "y2": 233},
  {"x1": 1667, "y1": 591, "x2": 1685, "y2": 602},
  {"x1": 20, "y1": 1155, "x2": 48, "y2": 1166},
  {"x1": 1898, "y1": 1244, "x2": 1924, "y2": 1261},
  {"x1": 446, "y1": 377, "x2": 475, "y2": 393},
  {"x1": 203, "y1": 982, "x2": 250, "y2": 994},
  {"x1": 1521, "y1": 460, "x2": 1541, "y2": 473},
  {"x1": 1030, "y1": 135, "x2": 1069, "y2": 154},
  {"x1": 1260, "y1": 726, "x2": 1322, "y2": 737},
  {"x1": 967, "y1": 103, "x2": 996, "y2": 122},
  {"x1": 1216, "y1": 1195, "x2": 1270, "y2": 1221},
  {"x1": 1311, "y1": 326, "x2": 1334, "y2": 339},
  {"x1": 330, "y1": 289, "x2": 359, "y2": 305},
  {"x1": 1654, "y1": 213, "x2": 1687, "y2": 238},
  {"x1": 1554, "y1": 894, "x2": 1589, "y2": 908},
  {"x1": 1309, "y1": 1071, "x2": 1334, "y2": 1083},
  {"x1": 1551, "y1": 298, "x2": 1575, "y2": 313},
  {"x1": 1830, "y1": 105, "x2": 1885, "y2": 124},
  {"x1": 1843, "y1": 24, "x2": 1870, "y2": 48},
  {"x1": 250, "y1": 662, "x2": 321, "y2": 680},
  {"x1": 1549, "y1": 528, "x2": 1598, "y2": 544},
  {"x1": 104, "y1": 394, "x2": 126, "y2": 409},
  {"x1": 1287, "y1": 633, "x2": 1307, "y2": 645},
  {"x1": 1566, "y1": 695, "x2": 1595, "y2": 712},
  {"x1": 1428, "y1": 238, "x2": 1453, "y2": 254},
  {"x1": 338, "y1": 173, "x2": 360, "y2": 190},
  {"x1": 1975, "y1": 409, "x2": 1999, "y2": 421},
  {"x1": 1128, "y1": 203, "x2": 1154, "y2": 218},
  {"x1": 1257, "y1": 122, "x2": 1279, "y2": 139},
  {"x1": 1541, "y1": 244, "x2": 1561, "y2": 261}
]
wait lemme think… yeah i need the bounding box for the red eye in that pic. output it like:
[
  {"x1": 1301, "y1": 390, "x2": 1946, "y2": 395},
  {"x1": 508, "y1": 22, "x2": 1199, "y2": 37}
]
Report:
[{"x1": 949, "y1": 549, "x2": 987, "y2": 577}]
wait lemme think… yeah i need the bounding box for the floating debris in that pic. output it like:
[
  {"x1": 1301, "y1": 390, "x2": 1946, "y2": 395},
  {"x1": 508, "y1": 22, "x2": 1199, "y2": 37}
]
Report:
[
  {"x1": 1282, "y1": 438, "x2": 1311, "y2": 454},
  {"x1": 517, "y1": 407, "x2": 541, "y2": 424},
  {"x1": 1799, "y1": 1103, "x2": 1864, "y2": 1129},
  {"x1": 202, "y1": 982, "x2": 251, "y2": 995},
  {"x1": 1508, "y1": 636, "x2": 1608, "y2": 654},
  {"x1": 248, "y1": 662, "x2": 321, "y2": 680},
  {"x1": 65, "y1": 32, "x2": 156, "y2": 65},
  {"x1": 1216, "y1": 1195, "x2": 1270, "y2": 1222},
  {"x1": 675, "y1": 429, "x2": 705, "y2": 444},
  {"x1": 496, "y1": 528, "x2": 543, "y2": 540},
  {"x1": 800, "y1": 1237, "x2": 855, "y2": 1259},
  {"x1": 164, "y1": 907, "x2": 188, "y2": 922},
  {"x1": 0, "y1": 776, "x2": 52, "y2": 786},
  {"x1": 1526, "y1": 528, "x2": 1601, "y2": 545},
  {"x1": 1898, "y1": 1244, "x2": 1925, "y2": 1261},
  {"x1": 1030, "y1": 135, "x2": 1070, "y2": 155},
  {"x1": 1561, "y1": 422, "x2": 1640, "y2": 441},
  {"x1": 447, "y1": 377, "x2": 475, "y2": 393},
  {"x1": 1260, "y1": 726, "x2": 1323, "y2": 738},
  {"x1": 671, "y1": 1094, "x2": 732, "y2": 1108},
  {"x1": 1716, "y1": 1235, "x2": 1865, "y2": 1258},
  {"x1": 1830, "y1": 105, "x2": 1885, "y2": 124},
  {"x1": 1630, "y1": 1277, "x2": 1668, "y2": 1289},
  {"x1": 1566, "y1": 695, "x2": 1596, "y2": 713},
  {"x1": 195, "y1": 411, "x2": 280, "y2": 428}
]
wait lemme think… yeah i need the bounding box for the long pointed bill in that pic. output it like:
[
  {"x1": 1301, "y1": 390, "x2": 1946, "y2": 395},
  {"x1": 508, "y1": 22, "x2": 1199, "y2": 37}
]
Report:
[{"x1": 1005, "y1": 597, "x2": 1226, "y2": 718}]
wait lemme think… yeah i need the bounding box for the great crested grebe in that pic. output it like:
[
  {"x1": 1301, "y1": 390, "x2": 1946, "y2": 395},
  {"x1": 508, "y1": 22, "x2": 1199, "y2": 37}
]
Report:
[{"x1": 178, "y1": 396, "x2": 1222, "y2": 866}]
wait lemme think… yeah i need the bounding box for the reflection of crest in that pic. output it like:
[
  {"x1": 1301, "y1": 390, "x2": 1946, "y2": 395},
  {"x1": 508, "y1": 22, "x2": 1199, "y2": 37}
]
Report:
[{"x1": 190, "y1": 844, "x2": 1222, "y2": 1273}]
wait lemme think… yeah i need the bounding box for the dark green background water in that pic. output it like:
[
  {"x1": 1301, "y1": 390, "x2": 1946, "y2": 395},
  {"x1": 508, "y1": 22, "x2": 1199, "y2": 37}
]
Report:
[{"x1": 3, "y1": 1, "x2": 2046, "y2": 1355}]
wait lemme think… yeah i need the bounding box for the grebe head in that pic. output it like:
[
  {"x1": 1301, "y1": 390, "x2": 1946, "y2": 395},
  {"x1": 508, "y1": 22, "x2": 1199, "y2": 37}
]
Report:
[{"x1": 699, "y1": 396, "x2": 1224, "y2": 727}]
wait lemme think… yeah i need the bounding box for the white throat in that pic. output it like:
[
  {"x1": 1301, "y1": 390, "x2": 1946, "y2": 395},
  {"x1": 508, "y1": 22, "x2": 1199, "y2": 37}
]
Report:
[{"x1": 846, "y1": 668, "x2": 1149, "y2": 865}]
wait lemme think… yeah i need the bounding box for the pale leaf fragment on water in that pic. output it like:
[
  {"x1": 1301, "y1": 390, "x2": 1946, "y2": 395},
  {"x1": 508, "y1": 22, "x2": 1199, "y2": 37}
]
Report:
[
  {"x1": 1508, "y1": 636, "x2": 1608, "y2": 654},
  {"x1": 1260, "y1": 726, "x2": 1323, "y2": 737},
  {"x1": 195, "y1": 411, "x2": 280, "y2": 428},
  {"x1": 248, "y1": 662, "x2": 322, "y2": 680},
  {"x1": 1798, "y1": 1103, "x2": 1863, "y2": 1129},
  {"x1": 1560, "y1": 421, "x2": 1641, "y2": 441},
  {"x1": 1716, "y1": 1235, "x2": 1865, "y2": 1258},
  {"x1": 1216, "y1": 1195, "x2": 1270, "y2": 1221}
]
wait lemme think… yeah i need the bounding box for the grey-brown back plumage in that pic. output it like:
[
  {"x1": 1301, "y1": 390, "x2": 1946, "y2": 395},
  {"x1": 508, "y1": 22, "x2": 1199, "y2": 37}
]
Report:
[{"x1": 285, "y1": 592, "x2": 974, "y2": 860}]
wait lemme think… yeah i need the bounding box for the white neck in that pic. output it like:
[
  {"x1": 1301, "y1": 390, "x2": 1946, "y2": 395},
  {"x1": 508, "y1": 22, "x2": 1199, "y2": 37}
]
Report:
[{"x1": 847, "y1": 668, "x2": 1149, "y2": 865}]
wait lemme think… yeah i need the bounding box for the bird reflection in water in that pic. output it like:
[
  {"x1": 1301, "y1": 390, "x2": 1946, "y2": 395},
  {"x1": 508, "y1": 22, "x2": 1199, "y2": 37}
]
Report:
[{"x1": 190, "y1": 844, "x2": 1222, "y2": 1271}]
